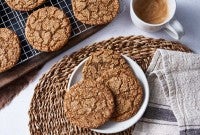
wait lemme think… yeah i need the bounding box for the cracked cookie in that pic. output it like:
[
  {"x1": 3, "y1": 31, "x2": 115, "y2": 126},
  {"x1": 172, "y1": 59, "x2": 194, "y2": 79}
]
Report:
[
  {"x1": 0, "y1": 28, "x2": 20, "y2": 73},
  {"x1": 25, "y1": 6, "x2": 71, "y2": 52},
  {"x1": 82, "y1": 49, "x2": 129, "y2": 80},
  {"x1": 5, "y1": 0, "x2": 46, "y2": 11},
  {"x1": 98, "y1": 68, "x2": 143, "y2": 121},
  {"x1": 72, "y1": 0, "x2": 120, "y2": 25},
  {"x1": 64, "y1": 79, "x2": 114, "y2": 128}
]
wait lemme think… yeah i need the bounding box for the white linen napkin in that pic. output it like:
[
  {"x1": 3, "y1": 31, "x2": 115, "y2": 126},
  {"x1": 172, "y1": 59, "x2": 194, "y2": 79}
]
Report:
[{"x1": 133, "y1": 49, "x2": 200, "y2": 135}]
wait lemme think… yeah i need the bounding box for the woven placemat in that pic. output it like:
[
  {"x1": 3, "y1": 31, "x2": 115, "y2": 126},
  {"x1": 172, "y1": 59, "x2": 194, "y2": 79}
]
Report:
[{"x1": 29, "y1": 36, "x2": 191, "y2": 135}]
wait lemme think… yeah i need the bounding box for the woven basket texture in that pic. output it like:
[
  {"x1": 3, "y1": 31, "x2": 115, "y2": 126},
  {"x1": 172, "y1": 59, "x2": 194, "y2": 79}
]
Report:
[{"x1": 29, "y1": 36, "x2": 191, "y2": 135}]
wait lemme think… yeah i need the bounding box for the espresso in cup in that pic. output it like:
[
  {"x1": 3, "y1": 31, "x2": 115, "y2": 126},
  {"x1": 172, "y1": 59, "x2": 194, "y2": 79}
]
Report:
[{"x1": 134, "y1": 0, "x2": 169, "y2": 24}]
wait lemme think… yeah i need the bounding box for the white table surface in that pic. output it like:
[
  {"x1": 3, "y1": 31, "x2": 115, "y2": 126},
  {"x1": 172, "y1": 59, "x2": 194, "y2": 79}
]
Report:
[{"x1": 1, "y1": 0, "x2": 200, "y2": 134}]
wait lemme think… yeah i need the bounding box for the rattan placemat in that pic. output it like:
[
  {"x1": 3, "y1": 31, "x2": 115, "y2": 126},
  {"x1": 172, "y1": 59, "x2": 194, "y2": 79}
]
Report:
[{"x1": 29, "y1": 36, "x2": 191, "y2": 135}]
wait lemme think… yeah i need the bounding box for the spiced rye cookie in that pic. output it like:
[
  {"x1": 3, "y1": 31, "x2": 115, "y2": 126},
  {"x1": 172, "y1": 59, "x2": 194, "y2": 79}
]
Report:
[
  {"x1": 82, "y1": 49, "x2": 129, "y2": 80},
  {"x1": 5, "y1": 0, "x2": 46, "y2": 11},
  {"x1": 0, "y1": 28, "x2": 20, "y2": 73},
  {"x1": 64, "y1": 79, "x2": 114, "y2": 128},
  {"x1": 72, "y1": 0, "x2": 120, "y2": 25},
  {"x1": 25, "y1": 6, "x2": 71, "y2": 52},
  {"x1": 98, "y1": 68, "x2": 143, "y2": 122}
]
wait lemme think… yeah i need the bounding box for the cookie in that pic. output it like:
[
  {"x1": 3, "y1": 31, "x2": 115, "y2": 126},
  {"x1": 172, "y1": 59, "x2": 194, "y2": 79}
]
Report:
[
  {"x1": 25, "y1": 6, "x2": 71, "y2": 52},
  {"x1": 82, "y1": 49, "x2": 129, "y2": 80},
  {"x1": 72, "y1": 0, "x2": 120, "y2": 25},
  {"x1": 98, "y1": 68, "x2": 143, "y2": 121},
  {"x1": 0, "y1": 28, "x2": 20, "y2": 73},
  {"x1": 5, "y1": 0, "x2": 46, "y2": 11},
  {"x1": 64, "y1": 79, "x2": 114, "y2": 128}
]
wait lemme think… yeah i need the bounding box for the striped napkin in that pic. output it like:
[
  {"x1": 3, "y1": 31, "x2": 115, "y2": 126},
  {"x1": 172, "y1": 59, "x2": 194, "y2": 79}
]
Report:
[{"x1": 133, "y1": 49, "x2": 200, "y2": 135}]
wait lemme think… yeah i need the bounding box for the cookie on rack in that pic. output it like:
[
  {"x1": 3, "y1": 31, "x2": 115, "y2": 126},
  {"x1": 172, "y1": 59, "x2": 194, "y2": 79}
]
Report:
[
  {"x1": 98, "y1": 68, "x2": 143, "y2": 121},
  {"x1": 25, "y1": 6, "x2": 71, "y2": 52},
  {"x1": 0, "y1": 28, "x2": 21, "y2": 73},
  {"x1": 64, "y1": 79, "x2": 114, "y2": 128},
  {"x1": 5, "y1": 0, "x2": 46, "y2": 11},
  {"x1": 82, "y1": 49, "x2": 129, "y2": 80},
  {"x1": 72, "y1": 0, "x2": 120, "y2": 25}
]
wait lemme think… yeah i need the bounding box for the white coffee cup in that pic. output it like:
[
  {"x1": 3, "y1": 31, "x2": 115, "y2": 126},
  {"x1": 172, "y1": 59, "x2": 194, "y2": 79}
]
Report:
[{"x1": 130, "y1": 0, "x2": 184, "y2": 40}]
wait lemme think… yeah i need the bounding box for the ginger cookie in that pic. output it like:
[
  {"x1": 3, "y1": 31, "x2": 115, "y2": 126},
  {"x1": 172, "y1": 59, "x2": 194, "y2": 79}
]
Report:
[
  {"x1": 5, "y1": 0, "x2": 46, "y2": 11},
  {"x1": 25, "y1": 6, "x2": 71, "y2": 52},
  {"x1": 72, "y1": 0, "x2": 120, "y2": 25},
  {"x1": 64, "y1": 79, "x2": 114, "y2": 128},
  {"x1": 98, "y1": 68, "x2": 143, "y2": 121},
  {"x1": 0, "y1": 28, "x2": 20, "y2": 73},
  {"x1": 82, "y1": 49, "x2": 130, "y2": 80}
]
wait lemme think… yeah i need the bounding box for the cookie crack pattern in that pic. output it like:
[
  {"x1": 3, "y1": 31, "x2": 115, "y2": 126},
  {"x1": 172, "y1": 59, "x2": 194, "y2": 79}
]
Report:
[
  {"x1": 25, "y1": 6, "x2": 71, "y2": 52},
  {"x1": 72, "y1": 0, "x2": 119, "y2": 25},
  {"x1": 5, "y1": 0, "x2": 46, "y2": 11},
  {"x1": 64, "y1": 79, "x2": 114, "y2": 128},
  {"x1": 0, "y1": 28, "x2": 20, "y2": 73},
  {"x1": 82, "y1": 50, "x2": 143, "y2": 121},
  {"x1": 83, "y1": 50, "x2": 130, "y2": 80},
  {"x1": 107, "y1": 0, "x2": 114, "y2": 7}
]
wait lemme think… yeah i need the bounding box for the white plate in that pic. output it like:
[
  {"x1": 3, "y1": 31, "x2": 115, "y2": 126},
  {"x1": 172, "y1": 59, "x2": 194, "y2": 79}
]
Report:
[{"x1": 68, "y1": 55, "x2": 149, "y2": 134}]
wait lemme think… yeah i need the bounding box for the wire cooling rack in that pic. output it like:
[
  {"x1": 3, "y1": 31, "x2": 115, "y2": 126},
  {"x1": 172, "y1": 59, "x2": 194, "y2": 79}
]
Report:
[
  {"x1": 0, "y1": 0, "x2": 94, "y2": 64},
  {"x1": 0, "y1": 0, "x2": 124, "y2": 65}
]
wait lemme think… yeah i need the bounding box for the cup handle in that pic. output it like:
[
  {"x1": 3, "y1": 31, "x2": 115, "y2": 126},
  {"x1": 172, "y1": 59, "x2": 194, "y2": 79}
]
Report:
[{"x1": 163, "y1": 18, "x2": 184, "y2": 40}]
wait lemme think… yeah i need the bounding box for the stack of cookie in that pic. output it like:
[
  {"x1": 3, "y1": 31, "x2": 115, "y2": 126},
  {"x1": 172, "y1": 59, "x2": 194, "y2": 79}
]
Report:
[
  {"x1": 64, "y1": 49, "x2": 143, "y2": 128},
  {"x1": 1, "y1": 0, "x2": 119, "y2": 73}
]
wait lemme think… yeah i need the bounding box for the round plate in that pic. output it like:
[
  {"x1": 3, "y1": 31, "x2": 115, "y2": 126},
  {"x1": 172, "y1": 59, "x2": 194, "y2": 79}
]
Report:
[{"x1": 67, "y1": 55, "x2": 149, "y2": 134}]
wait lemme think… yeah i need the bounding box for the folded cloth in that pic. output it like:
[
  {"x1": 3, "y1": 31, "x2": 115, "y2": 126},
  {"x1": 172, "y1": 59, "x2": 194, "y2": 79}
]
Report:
[{"x1": 133, "y1": 49, "x2": 200, "y2": 135}]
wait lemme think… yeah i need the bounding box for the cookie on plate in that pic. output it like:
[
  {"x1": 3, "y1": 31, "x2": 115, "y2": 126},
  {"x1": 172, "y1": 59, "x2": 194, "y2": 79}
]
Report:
[
  {"x1": 98, "y1": 68, "x2": 143, "y2": 121},
  {"x1": 64, "y1": 79, "x2": 114, "y2": 128},
  {"x1": 72, "y1": 0, "x2": 120, "y2": 25},
  {"x1": 5, "y1": 0, "x2": 46, "y2": 11},
  {"x1": 82, "y1": 49, "x2": 129, "y2": 80},
  {"x1": 25, "y1": 6, "x2": 71, "y2": 52},
  {"x1": 0, "y1": 28, "x2": 21, "y2": 73}
]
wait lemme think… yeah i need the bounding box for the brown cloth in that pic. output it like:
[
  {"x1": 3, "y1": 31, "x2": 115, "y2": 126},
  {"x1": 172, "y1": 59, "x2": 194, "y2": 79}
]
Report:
[{"x1": 0, "y1": 66, "x2": 42, "y2": 109}]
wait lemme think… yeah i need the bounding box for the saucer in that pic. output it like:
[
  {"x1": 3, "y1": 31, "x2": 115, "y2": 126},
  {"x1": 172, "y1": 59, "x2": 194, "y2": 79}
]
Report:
[{"x1": 67, "y1": 55, "x2": 149, "y2": 134}]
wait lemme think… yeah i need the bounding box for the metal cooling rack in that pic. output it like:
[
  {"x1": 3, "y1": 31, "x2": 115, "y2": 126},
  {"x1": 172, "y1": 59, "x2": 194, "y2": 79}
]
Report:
[{"x1": 0, "y1": 0, "x2": 124, "y2": 65}]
